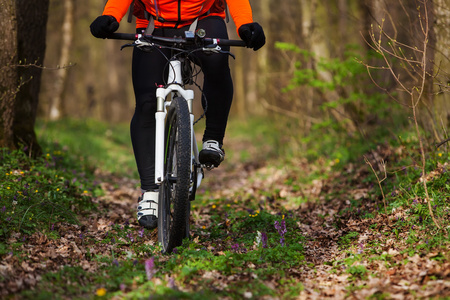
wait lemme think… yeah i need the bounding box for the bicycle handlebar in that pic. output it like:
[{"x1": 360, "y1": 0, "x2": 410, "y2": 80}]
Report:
[{"x1": 106, "y1": 32, "x2": 247, "y2": 48}]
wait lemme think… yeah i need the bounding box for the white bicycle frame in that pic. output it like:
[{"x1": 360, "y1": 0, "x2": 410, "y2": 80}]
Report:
[{"x1": 154, "y1": 59, "x2": 203, "y2": 190}]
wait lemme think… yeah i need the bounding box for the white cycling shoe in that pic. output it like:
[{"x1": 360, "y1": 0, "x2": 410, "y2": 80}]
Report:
[
  {"x1": 137, "y1": 191, "x2": 158, "y2": 229},
  {"x1": 199, "y1": 140, "x2": 225, "y2": 168}
]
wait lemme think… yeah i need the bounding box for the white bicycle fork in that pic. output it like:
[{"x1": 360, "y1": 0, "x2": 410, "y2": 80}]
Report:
[{"x1": 154, "y1": 60, "x2": 203, "y2": 189}]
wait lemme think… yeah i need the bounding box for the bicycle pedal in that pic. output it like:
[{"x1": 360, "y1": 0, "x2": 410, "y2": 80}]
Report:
[{"x1": 203, "y1": 163, "x2": 215, "y2": 171}]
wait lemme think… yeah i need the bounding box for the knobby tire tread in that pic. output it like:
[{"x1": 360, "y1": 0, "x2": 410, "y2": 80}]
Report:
[{"x1": 158, "y1": 97, "x2": 191, "y2": 253}]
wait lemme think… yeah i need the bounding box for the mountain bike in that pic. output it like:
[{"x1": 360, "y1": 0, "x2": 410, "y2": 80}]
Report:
[{"x1": 107, "y1": 30, "x2": 245, "y2": 253}]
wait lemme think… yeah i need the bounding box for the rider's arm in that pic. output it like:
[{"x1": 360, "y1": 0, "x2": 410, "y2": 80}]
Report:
[
  {"x1": 102, "y1": 0, "x2": 133, "y2": 23},
  {"x1": 226, "y1": 0, "x2": 254, "y2": 32}
]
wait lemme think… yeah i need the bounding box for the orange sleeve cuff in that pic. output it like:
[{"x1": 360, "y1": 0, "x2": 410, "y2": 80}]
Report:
[
  {"x1": 227, "y1": 0, "x2": 253, "y2": 33},
  {"x1": 102, "y1": 0, "x2": 134, "y2": 23}
]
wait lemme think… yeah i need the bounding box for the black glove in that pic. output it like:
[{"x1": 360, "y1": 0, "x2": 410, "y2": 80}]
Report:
[
  {"x1": 238, "y1": 22, "x2": 266, "y2": 51},
  {"x1": 90, "y1": 15, "x2": 119, "y2": 38}
]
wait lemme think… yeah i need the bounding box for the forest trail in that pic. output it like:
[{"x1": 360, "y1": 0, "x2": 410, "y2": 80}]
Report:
[
  {"x1": 96, "y1": 143, "x2": 449, "y2": 299},
  {"x1": 2, "y1": 137, "x2": 449, "y2": 299}
]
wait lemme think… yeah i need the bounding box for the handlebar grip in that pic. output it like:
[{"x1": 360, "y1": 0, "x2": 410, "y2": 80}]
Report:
[
  {"x1": 215, "y1": 39, "x2": 247, "y2": 47},
  {"x1": 106, "y1": 33, "x2": 138, "y2": 40}
]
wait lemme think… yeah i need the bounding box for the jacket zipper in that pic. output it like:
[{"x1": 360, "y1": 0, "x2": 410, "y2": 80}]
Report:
[{"x1": 175, "y1": 0, "x2": 181, "y2": 28}]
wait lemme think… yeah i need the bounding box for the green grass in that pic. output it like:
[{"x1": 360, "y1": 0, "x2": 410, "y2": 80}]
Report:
[
  {"x1": 0, "y1": 145, "x2": 100, "y2": 240},
  {"x1": 36, "y1": 118, "x2": 137, "y2": 177},
  {"x1": 13, "y1": 192, "x2": 306, "y2": 299},
  {"x1": 2, "y1": 115, "x2": 450, "y2": 299}
]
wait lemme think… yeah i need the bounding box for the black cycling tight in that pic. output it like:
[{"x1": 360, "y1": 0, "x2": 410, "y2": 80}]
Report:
[{"x1": 130, "y1": 16, "x2": 233, "y2": 190}]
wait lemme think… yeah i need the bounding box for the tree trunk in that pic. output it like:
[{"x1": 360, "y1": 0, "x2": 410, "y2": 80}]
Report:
[
  {"x1": 49, "y1": 0, "x2": 73, "y2": 120},
  {"x1": 433, "y1": 0, "x2": 450, "y2": 131},
  {"x1": 0, "y1": 0, "x2": 49, "y2": 156},
  {"x1": 12, "y1": 0, "x2": 49, "y2": 156},
  {"x1": 0, "y1": 0, "x2": 18, "y2": 149},
  {"x1": 254, "y1": 0, "x2": 270, "y2": 114}
]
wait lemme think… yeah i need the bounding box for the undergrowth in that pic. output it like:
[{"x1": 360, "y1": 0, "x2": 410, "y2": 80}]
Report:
[
  {"x1": 0, "y1": 144, "x2": 100, "y2": 242},
  {"x1": 1, "y1": 115, "x2": 449, "y2": 299},
  {"x1": 36, "y1": 118, "x2": 137, "y2": 177}
]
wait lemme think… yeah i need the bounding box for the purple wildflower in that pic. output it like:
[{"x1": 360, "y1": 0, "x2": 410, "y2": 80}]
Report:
[
  {"x1": 173, "y1": 248, "x2": 178, "y2": 254},
  {"x1": 138, "y1": 228, "x2": 145, "y2": 238},
  {"x1": 391, "y1": 186, "x2": 396, "y2": 197},
  {"x1": 168, "y1": 277, "x2": 176, "y2": 289},
  {"x1": 274, "y1": 219, "x2": 287, "y2": 246},
  {"x1": 127, "y1": 232, "x2": 134, "y2": 243},
  {"x1": 112, "y1": 259, "x2": 119, "y2": 267},
  {"x1": 145, "y1": 257, "x2": 156, "y2": 280},
  {"x1": 261, "y1": 232, "x2": 268, "y2": 248},
  {"x1": 1, "y1": 206, "x2": 5, "y2": 213},
  {"x1": 231, "y1": 243, "x2": 240, "y2": 252},
  {"x1": 357, "y1": 243, "x2": 364, "y2": 254}
]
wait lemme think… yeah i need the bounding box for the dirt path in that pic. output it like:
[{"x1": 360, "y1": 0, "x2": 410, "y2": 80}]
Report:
[
  {"x1": 96, "y1": 154, "x2": 449, "y2": 299},
  {"x1": 2, "y1": 142, "x2": 449, "y2": 298}
]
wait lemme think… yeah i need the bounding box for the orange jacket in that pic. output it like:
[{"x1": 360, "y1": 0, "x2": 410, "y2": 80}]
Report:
[{"x1": 102, "y1": 0, "x2": 253, "y2": 31}]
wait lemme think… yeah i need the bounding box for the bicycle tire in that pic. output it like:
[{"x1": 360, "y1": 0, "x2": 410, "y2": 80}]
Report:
[{"x1": 158, "y1": 97, "x2": 191, "y2": 253}]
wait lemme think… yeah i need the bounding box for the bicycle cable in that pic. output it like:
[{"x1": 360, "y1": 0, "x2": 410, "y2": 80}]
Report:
[{"x1": 128, "y1": 39, "x2": 220, "y2": 126}]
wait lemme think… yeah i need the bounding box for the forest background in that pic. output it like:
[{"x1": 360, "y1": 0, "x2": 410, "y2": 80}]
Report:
[
  {"x1": 39, "y1": 0, "x2": 449, "y2": 136},
  {"x1": 1, "y1": 0, "x2": 450, "y2": 298}
]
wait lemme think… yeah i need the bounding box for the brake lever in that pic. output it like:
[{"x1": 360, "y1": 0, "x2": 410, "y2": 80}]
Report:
[
  {"x1": 202, "y1": 45, "x2": 236, "y2": 59},
  {"x1": 120, "y1": 43, "x2": 136, "y2": 50},
  {"x1": 222, "y1": 50, "x2": 236, "y2": 60},
  {"x1": 120, "y1": 38, "x2": 155, "y2": 51}
]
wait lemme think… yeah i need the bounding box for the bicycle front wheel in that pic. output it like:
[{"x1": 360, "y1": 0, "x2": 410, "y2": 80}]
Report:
[{"x1": 158, "y1": 97, "x2": 191, "y2": 253}]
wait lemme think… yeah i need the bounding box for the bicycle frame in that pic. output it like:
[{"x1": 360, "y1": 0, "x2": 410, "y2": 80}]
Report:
[{"x1": 154, "y1": 59, "x2": 203, "y2": 190}]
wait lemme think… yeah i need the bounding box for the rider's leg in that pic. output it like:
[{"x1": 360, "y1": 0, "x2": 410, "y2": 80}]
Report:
[
  {"x1": 131, "y1": 43, "x2": 169, "y2": 228},
  {"x1": 131, "y1": 47, "x2": 162, "y2": 191},
  {"x1": 195, "y1": 17, "x2": 233, "y2": 166}
]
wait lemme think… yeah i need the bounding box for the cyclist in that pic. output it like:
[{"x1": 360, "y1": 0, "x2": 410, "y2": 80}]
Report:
[{"x1": 90, "y1": 0, "x2": 265, "y2": 229}]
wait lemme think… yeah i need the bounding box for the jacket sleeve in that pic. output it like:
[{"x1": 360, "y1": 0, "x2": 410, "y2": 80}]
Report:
[
  {"x1": 226, "y1": 0, "x2": 253, "y2": 32},
  {"x1": 102, "y1": 0, "x2": 134, "y2": 23}
]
